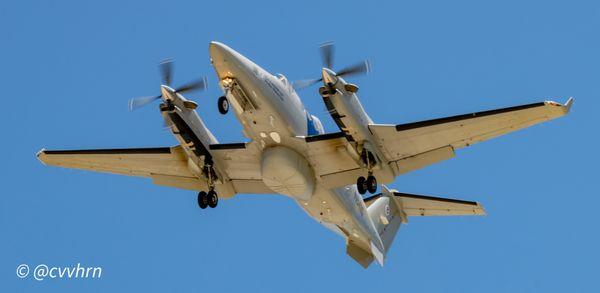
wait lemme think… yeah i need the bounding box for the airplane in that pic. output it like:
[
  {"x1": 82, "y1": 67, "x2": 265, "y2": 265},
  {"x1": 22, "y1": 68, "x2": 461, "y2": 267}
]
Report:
[{"x1": 37, "y1": 41, "x2": 573, "y2": 268}]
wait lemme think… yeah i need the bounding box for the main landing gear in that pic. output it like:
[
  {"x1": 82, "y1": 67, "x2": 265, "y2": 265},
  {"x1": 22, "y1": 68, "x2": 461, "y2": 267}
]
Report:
[
  {"x1": 197, "y1": 163, "x2": 219, "y2": 209},
  {"x1": 357, "y1": 174, "x2": 377, "y2": 195},
  {"x1": 218, "y1": 96, "x2": 229, "y2": 114},
  {"x1": 197, "y1": 189, "x2": 218, "y2": 209},
  {"x1": 356, "y1": 150, "x2": 378, "y2": 195}
]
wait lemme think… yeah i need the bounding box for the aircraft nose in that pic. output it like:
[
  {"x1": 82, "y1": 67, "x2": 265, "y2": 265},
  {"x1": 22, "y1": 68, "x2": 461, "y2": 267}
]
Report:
[
  {"x1": 322, "y1": 68, "x2": 338, "y2": 85},
  {"x1": 209, "y1": 41, "x2": 231, "y2": 62},
  {"x1": 209, "y1": 41, "x2": 238, "y2": 78},
  {"x1": 208, "y1": 42, "x2": 239, "y2": 65},
  {"x1": 209, "y1": 41, "x2": 254, "y2": 81}
]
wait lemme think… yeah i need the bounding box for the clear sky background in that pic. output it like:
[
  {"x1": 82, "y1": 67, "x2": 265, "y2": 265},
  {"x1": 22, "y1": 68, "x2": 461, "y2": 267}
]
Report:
[{"x1": 1, "y1": 0, "x2": 597, "y2": 292}]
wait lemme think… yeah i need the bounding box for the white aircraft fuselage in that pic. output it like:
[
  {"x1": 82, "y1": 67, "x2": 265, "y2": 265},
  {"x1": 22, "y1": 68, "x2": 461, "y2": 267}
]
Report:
[{"x1": 208, "y1": 42, "x2": 386, "y2": 259}]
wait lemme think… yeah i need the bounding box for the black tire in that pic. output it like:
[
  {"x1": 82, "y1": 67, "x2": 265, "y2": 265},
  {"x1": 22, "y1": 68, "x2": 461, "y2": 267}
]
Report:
[
  {"x1": 218, "y1": 96, "x2": 229, "y2": 114},
  {"x1": 357, "y1": 176, "x2": 367, "y2": 195},
  {"x1": 366, "y1": 175, "x2": 377, "y2": 194},
  {"x1": 207, "y1": 190, "x2": 218, "y2": 208},
  {"x1": 198, "y1": 191, "x2": 208, "y2": 209}
]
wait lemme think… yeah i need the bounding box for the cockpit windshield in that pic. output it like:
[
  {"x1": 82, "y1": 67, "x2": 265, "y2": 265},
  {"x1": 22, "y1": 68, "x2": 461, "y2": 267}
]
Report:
[
  {"x1": 276, "y1": 74, "x2": 294, "y2": 92},
  {"x1": 277, "y1": 74, "x2": 290, "y2": 85}
]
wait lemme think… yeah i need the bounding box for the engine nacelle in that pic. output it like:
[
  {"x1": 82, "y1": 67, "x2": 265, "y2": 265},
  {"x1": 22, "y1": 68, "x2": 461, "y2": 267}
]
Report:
[{"x1": 261, "y1": 146, "x2": 315, "y2": 201}]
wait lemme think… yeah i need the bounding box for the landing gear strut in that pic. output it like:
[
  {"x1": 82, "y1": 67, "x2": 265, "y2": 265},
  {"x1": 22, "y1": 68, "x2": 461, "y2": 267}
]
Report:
[{"x1": 218, "y1": 96, "x2": 229, "y2": 114}]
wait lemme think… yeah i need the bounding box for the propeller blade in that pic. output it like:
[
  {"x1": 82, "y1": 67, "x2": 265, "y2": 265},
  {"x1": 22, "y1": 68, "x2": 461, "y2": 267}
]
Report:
[
  {"x1": 175, "y1": 76, "x2": 208, "y2": 94},
  {"x1": 336, "y1": 60, "x2": 371, "y2": 78},
  {"x1": 159, "y1": 58, "x2": 173, "y2": 86},
  {"x1": 319, "y1": 41, "x2": 335, "y2": 69},
  {"x1": 129, "y1": 95, "x2": 162, "y2": 111},
  {"x1": 292, "y1": 78, "x2": 322, "y2": 90}
]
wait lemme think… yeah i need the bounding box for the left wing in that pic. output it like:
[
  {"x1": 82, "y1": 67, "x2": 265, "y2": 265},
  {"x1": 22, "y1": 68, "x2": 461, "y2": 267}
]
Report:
[
  {"x1": 369, "y1": 99, "x2": 573, "y2": 170},
  {"x1": 303, "y1": 99, "x2": 573, "y2": 189},
  {"x1": 38, "y1": 146, "x2": 211, "y2": 191},
  {"x1": 37, "y1": 145, "x2": 273, "y2": 195}
]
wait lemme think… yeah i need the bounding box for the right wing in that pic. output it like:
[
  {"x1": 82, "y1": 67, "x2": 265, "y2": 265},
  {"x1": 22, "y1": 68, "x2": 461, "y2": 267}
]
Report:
[
  {"x1": 369, "y1": 99, "x2": 573, "y2": 174},
  {"x1": 37, "y1": 144, "x2": 274, "y2": 195},
  {"x1": 37, "y1": 146, "x2": 194, "y2": 178},
  {"x1": 37, "y1": 146, "x2": 210, "y2": 191}
]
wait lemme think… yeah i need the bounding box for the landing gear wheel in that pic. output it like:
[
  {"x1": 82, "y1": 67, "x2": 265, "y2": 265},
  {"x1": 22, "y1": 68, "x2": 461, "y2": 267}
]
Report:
[
  {"x1": 207, "y1": 190, "x2": 218, "y2": 208},
  {"x1": 357, "y1": 176, "x2": 367, "y2": 195},
  {"x1": 366, "y1": 175, "x2": 377, "y2": 194},
  {"x1": 218, "y1": 96, "x2": 229, "y2": 114},
  {"x1": 197, "y1": 191, "x2": 208, "y2": 209}
]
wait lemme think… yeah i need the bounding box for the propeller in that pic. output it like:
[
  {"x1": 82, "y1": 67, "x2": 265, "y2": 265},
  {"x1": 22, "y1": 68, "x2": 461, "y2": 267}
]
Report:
[
  {"x1": 129, "y1": 59, "x2": 208, "y2": 111},
  {"x1": 292, "y1": 42, "x2": 371, "y2": 90},
  {"x1": 159, "y1": 58, "x2": 173, "y2": 86}
]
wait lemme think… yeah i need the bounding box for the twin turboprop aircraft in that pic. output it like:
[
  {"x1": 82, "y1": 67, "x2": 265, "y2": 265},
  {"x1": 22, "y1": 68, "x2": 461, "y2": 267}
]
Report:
[{"x1": 37, "y1": 41, "x2": 573, "y2": 268}]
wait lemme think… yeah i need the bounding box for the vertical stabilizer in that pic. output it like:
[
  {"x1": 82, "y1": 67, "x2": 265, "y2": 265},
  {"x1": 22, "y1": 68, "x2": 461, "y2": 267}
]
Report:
[{"x1": 366, "y1": 186, "x2": 405, "y2": 260}]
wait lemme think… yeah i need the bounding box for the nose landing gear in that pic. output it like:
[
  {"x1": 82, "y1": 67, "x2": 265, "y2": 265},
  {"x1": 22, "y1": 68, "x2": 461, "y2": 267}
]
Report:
[{"x1": 218, "y1": 96, "x2": 229, "y2": 114}]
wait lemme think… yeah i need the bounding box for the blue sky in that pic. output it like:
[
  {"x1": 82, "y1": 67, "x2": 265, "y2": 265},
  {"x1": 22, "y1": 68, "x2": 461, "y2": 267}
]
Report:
[{"x1": 1, "y1": 0, "x2": 597, "y2": 292}]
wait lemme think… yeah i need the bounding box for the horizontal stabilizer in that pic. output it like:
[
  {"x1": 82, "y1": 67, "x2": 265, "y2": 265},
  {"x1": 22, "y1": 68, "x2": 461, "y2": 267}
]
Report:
[
  {"x1": 394, "y1": 192, "x2": 486, "y2": 217},
  {"x1": 364, "y1": 189, "x2": 486, "y2": 217}
]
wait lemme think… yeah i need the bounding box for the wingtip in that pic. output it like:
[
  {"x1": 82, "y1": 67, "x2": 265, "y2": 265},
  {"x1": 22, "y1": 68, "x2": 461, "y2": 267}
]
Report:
[
  {"x1": 36, "y1": 148, "x2": 47, "y2": 165},
  {"x1": 476, "y1": 202, "x2": 487, "y2": 216},
  {"x1": 564, "y1": 97, "x2": 574, "y2": 112}
]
